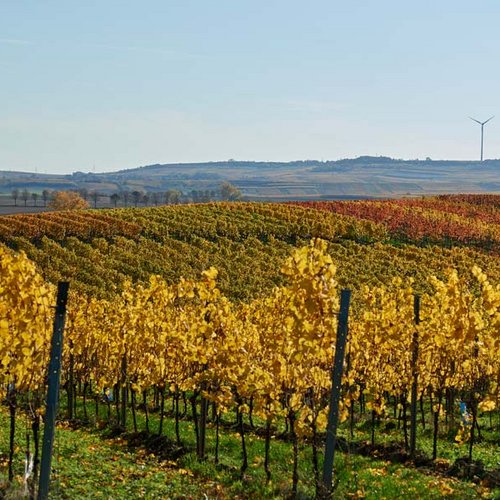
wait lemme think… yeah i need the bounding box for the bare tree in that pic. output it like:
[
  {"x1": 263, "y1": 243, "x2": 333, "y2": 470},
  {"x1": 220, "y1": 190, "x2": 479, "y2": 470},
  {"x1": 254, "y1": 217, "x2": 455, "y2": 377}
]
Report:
[
  {"x1": 42, "y1": 189, "x2": 51, "y2": 207},
  {"x1": 11, "y1": 189, "x2": 19, "y2": 206},
  {"x1": 31, "y1": 192, "x2": 39, "y2": 206},
  {"x1": 78, "y1": 188, "x2": 89, "y2": 201},
  {"x1": 122, "y1": 191, "x2": 130, "y2": 207},
  {"x1": 110, "y1": 193, "x2": 120, "y2": 208},
  {"x1": 131, "y1": 191, "x2": 142, "y2": 207},
  {"x1": 90, "y1": 191, "x2": 100, "y2": 209},
  {"x1": 151, "y1": 192, "x2": 162, "y2": 206},
  {"x1": 21, "y1": 189, "x2": 30, "y2": 207}
]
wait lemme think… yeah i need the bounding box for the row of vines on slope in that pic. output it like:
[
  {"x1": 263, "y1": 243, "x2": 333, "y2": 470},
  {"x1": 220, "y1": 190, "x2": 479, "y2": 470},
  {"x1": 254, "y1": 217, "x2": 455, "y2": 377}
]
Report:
[
  {"x1": 289, "y1": 196, "x2": 500, "y2": 253},
  {"x1": 1, "y1": 204, "x2": 499, "y2": 301},
  {"x1": 1, "y1": 240, "x2": 498, "y2": 494}
]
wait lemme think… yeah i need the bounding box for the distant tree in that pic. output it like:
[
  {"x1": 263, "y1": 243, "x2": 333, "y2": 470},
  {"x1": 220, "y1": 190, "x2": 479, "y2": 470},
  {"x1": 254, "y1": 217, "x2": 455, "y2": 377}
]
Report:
[
  {"x1": 142, "y1": 193, "x2": 150, "y2": 206},
  {"x1": 31, "y1": 192, "x2": 39, "y2": 206},
  {"x1": 48, "y1": 191, "x2": 89, "y2": 210},
  {"x1": 78, "y1": 188, "x2": 89, "y2": 201},
  {"x1": 11, "y1": 189, "x2": 19, "y2": 206},
  {"x1": 42, "y1": 189, "x2": 51, "y2": 207},
  {"x1": 110, "y1": 193, "x2": 120, "y2": 208},
  {"x1": 90, "y1": 191, "x2": 100, "y2": 209},
  {"x1": 151, "y1": 192, "x2": 162, "y2": 206},
  {"x1": 219, "y1": 181, "x2": 242, "y2": 201},
  {"x1": 131, "y1": 191, "x2": 143, "y2": 207},
  {"x1": 165, "y1": 189, "x2": 181, "y2": 205},
  {"x1": 122, "y1": 191, "x2": 130, "y2": 207},
  {"x1": 21, "y1": 189, "x2": 30, "y2": 207}
]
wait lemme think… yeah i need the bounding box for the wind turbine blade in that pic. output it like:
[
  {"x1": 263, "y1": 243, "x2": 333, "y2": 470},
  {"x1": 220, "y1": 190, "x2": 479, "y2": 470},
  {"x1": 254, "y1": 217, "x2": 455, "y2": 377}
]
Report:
[
  {"x1": 469, "y1": 117, "x2": 482, "y2": 124},
  {"x1": 483, "y1": 115, "x2": 495, "y2": 124}
]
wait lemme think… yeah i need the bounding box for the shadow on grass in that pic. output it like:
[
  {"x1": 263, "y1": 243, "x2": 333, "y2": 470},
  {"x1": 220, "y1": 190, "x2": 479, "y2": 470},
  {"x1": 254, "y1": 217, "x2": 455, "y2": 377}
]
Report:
[
  {"x1": 335, "y1": 437, "x2": 500, "y2": 489},
  {"x1": 105, "y1": 428, "x2": 188, "y2": 462}
]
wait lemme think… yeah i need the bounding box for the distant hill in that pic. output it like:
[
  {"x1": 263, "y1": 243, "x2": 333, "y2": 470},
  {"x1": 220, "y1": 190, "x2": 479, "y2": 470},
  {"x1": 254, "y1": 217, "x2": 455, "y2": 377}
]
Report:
[{"x1": 0, "y1": 156, "x2": 499, "y2": 200}]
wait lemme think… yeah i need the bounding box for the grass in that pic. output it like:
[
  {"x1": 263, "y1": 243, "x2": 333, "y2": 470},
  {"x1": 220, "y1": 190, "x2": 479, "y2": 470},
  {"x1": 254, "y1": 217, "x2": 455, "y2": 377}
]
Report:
[
  {"x1": 0, "y1": 413, "x2": 207, "y2": 499},
  {"x1": 0, "y1": 395, "x2": 498, "y2": 499},
  {"x1": 336, "y1": 413, "x2": 500, "y2": 470}
]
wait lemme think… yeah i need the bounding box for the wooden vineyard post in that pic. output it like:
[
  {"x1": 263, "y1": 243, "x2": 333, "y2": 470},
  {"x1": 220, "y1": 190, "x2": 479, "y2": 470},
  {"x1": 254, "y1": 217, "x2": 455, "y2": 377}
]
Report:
[
  {"x1": 410, "y1": 295, "x2": 420, "y2": 458},
  {"x1": 38, "y1": 282, "x2": 69, "y2": 500},
  {"x1": 321, "y1": 289, "x2": 351, "y2": 497}
]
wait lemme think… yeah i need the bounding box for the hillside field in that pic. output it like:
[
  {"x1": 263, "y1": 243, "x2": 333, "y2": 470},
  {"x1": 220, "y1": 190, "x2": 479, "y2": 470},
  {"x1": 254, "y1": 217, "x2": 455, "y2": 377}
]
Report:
[{"x1": 1, "y1": 157, "x2": 499, "y2": 201}]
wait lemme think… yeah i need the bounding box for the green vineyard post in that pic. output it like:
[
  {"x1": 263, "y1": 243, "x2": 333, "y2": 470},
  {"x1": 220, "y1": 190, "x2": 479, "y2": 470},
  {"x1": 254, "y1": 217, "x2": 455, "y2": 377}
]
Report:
[
  {"x1": 38, "y1": 282, "x2": 69, "y2": 500},
  {"x1": 322, "y1": 288, "x2": 351, "y2": 497},
  {"x1": 410, "y1": 295, "x2": 420, "y2": 458}
]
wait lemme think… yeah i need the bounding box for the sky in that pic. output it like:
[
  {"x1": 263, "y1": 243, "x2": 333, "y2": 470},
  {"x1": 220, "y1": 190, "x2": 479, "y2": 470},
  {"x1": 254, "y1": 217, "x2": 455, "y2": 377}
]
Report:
[{"x1": 1, "y1": 0, "x2": 500, "y2": 174}]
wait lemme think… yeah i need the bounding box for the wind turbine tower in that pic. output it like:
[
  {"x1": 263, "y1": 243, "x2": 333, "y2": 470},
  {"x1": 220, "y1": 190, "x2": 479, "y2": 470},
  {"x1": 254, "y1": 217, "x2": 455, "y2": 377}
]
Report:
[{"x1": 469, "y1": 116, "x2": 494, "y2": 161}]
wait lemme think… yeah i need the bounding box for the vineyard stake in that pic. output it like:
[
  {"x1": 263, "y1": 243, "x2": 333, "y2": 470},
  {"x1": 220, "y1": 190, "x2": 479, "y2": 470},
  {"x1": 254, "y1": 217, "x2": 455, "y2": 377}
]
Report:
[
  {"x1": 38, "y1": 282, "x2": 69, "y2": 500},
  {"x1": 67, "y1": 340, "x2": 74, "y2": 420},
  {"x1": 120, "y1": 355, "x2": 128, "y2": 430},
  {"x1": 410, "y1": 295, "x2": 420, "y2": 457},
  {"x1": 322, "y1": 288, "x2": 351, "y2": 496}
]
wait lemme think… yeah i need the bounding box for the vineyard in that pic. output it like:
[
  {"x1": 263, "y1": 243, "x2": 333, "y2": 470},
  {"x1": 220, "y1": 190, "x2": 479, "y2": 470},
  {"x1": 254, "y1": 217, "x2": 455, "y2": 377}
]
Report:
[
  {"x1": 0, "y1": 196, "x2": 499, "y2": 498},
  {"x1": 288, "y1": 195, "x2": 500, "y2": 253},
  {"x1": 1, "y1": 202, "x2": 499, "y2": 302}
]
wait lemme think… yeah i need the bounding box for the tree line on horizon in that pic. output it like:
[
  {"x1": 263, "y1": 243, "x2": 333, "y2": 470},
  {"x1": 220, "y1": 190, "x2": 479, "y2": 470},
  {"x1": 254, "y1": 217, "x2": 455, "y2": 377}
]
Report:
[{"x1": 9, "y1": 182, "x2": 242, "y2": 209}]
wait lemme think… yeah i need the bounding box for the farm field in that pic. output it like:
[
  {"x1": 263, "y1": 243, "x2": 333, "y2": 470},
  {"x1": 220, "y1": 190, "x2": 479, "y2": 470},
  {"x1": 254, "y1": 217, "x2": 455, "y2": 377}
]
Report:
[
  {"x1": 1, "y1": 200, "x2": 499, "y2": 300},
  {"x1": 0, "y1": 195, "x2": 499, "y2": 498},
  {"x1": 1, "y1": 157, "x2": 500, "y2": 200}
]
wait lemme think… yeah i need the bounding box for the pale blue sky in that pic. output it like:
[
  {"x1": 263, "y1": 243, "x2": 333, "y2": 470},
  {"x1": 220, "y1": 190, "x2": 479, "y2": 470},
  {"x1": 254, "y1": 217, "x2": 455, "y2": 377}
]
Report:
[{"x1": 1, "y1": 0, "x2": 500, "y2": 173}]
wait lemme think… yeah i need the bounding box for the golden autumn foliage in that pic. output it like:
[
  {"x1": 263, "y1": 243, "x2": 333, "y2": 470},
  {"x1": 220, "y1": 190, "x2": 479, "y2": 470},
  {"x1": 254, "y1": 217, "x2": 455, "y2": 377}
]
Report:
[
  {"x1": 0, "y1": 245, "x2": 54, "y2": 398},
  {"x1": 48, "y1": 190, "x2": 89, "y2": 210},
  {"x1": 1, "y1": 239, "x2": 499, "y2": 440}
]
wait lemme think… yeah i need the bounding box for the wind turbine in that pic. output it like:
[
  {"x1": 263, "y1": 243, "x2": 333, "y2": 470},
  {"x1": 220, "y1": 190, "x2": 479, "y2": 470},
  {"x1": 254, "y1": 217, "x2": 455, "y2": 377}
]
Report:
[{"x1": 469, "y1": 116, "x2": 494, "y2": 161}]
